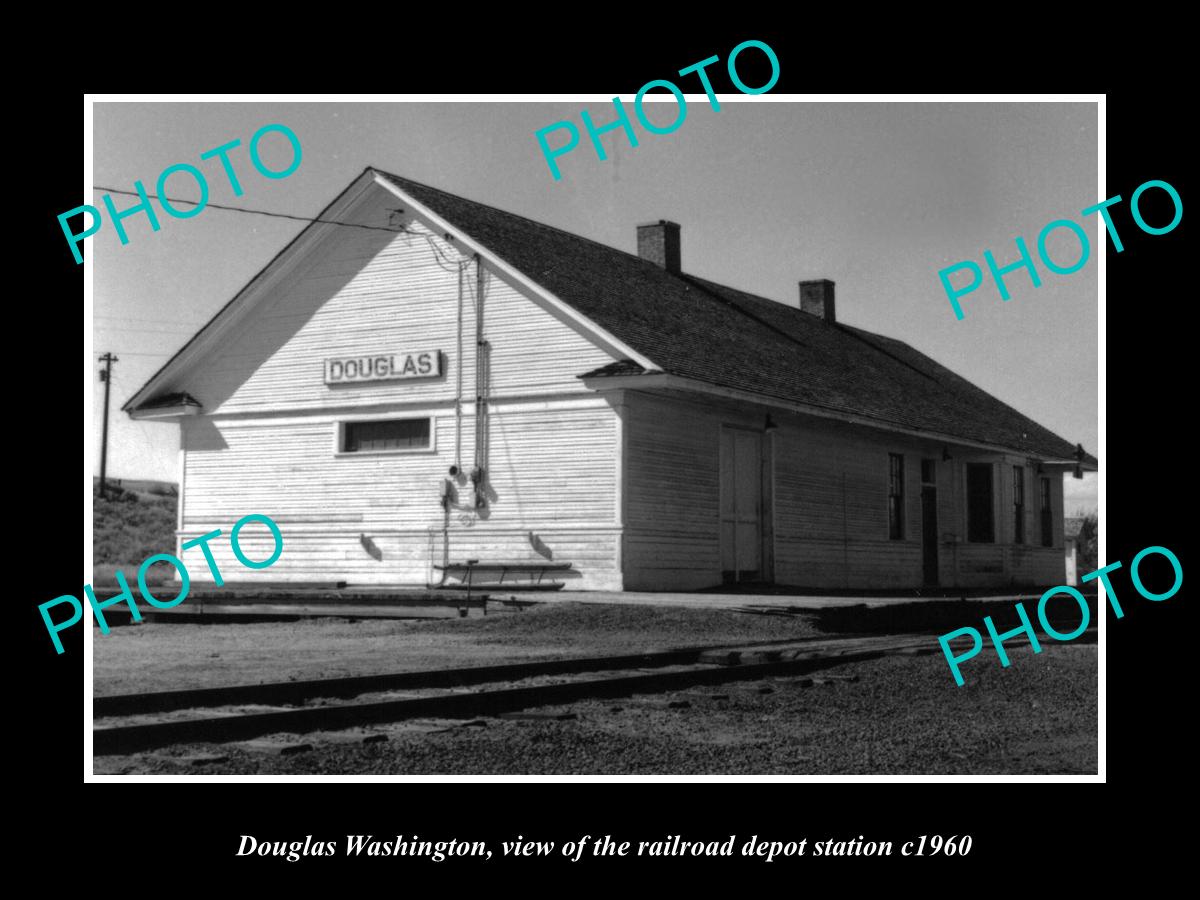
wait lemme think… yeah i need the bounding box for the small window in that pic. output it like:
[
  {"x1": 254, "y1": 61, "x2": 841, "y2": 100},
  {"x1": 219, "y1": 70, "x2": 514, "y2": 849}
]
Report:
[
  {"x1": 888, "y1": 453, "x2": 905, "y2": 540},
  {"x1": 921, "y1": 459, "x2": 936, "y2": 485},
  {"x1": 1012, "y1": 465, "x2": 1026, "y2": 544},
  {"x1": 966, "y1": 463, "x2": 995, "y2": 543},
  {"x1": 1040, "y1": 477, "x2": 1053, "y2": 547},
  {"x1": 340, "y1": 418, "x2": 431, "y2": 453}
]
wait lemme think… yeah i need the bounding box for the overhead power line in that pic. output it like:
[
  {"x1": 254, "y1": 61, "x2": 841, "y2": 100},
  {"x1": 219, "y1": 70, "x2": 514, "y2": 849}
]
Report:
[
  {"x1": 93, "y1": 350, "x2": 175, "y2": 358},
  {"x1": 95, "y1": 314, "x2": 208, "y2": 325},
  {"x1": 93, "y1": 326, "x2": 198, "y2": 335},
  {"x1": 89, "y1": 187, "x2": 463, "y2": 272},
  {"x1": 92, "y1": 187, "x2": 407, "y2": 235}
]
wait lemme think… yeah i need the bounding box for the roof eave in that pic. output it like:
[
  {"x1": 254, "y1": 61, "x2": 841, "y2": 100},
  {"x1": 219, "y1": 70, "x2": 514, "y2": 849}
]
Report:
[
  {"x1": 582, "y1": 371, "x2": 1084, "y2": 460},
  {"x1": 128, "y1": 404, "x2": 202, "y2": 421},
  {"x1": 121, "y1": 168, "x2": 383, "y2": 413},
  {"x1": 1039, "y1": 458, "x2": 1099, "y2": 472}
]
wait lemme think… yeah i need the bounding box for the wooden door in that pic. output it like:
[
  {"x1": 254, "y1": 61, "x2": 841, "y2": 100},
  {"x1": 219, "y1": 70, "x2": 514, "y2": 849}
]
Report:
[
  {"x1": 921, "y1": 458, "x2": 939, "y2": 586},
  {"x1": 720, "y1": 427, "x2": 763, "y2": 582},
  {"x1": 921, "y1": 485, "x2": 939, "y2": 585}
]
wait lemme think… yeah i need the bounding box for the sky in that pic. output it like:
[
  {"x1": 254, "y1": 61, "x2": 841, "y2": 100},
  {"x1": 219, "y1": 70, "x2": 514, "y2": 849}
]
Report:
[{"x1": 89, "y1": 99, "x2": 1099, "y2": 513}]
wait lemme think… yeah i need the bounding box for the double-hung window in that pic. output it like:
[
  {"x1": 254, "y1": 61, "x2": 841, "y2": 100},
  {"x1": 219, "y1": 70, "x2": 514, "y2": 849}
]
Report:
[
  {"x1": 1012, "y1": 465, "x2": 1026, "y2": 544},
  {"x1": 888, "y1": 453, "x2": 905, "y2": 540},
  {"x1": 1040, "y1": 477, "x2": 1054, "y2": 547}
]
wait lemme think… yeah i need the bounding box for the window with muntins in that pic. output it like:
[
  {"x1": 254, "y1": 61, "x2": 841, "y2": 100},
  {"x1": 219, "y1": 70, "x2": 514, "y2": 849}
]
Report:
[
  {"x1": 888, "y1": 453, "x2": 905, "y2": 540},
  {"x1": 1040, "y1": 477, "x2": 1053, "y2": 547},
  {"x1": 342, "y1": 419, "x2": 431, "y2": 453},
  {"x1": 1013, "y1": 465, "x2": 1026, "y2": 544}
]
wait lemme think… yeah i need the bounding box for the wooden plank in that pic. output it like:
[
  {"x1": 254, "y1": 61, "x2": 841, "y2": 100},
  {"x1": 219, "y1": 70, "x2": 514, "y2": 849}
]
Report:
[
  {"x1": 135, "y1": 604, "x2": 470, "y2": 619},
  {"x1": 434, "y1": 562, "x2": 573, "y2": 571},
  {"x1": 437, "y1": 581, "x2": 564, "y2": 592}
]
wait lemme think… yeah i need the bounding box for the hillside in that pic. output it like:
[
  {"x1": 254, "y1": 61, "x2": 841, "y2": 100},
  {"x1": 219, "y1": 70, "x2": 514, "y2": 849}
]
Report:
[{"x1": 92, "y1": 479, "x2": 177, "y2": 584}]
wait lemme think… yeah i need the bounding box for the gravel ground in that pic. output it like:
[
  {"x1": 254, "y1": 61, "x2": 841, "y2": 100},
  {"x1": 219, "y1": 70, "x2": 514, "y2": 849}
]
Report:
[
  {"x1": 96, "y1": 643, "x2": 1097, "y2": 775},
  {"x1": 93, "y1": 603, "x2": 826, "y2": 696}
]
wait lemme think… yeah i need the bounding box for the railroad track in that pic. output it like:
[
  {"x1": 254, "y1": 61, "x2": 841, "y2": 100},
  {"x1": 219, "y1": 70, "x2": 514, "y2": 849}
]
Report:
[{"x1": 92, "y1": 630, "x2": 1095, "y2": 756}]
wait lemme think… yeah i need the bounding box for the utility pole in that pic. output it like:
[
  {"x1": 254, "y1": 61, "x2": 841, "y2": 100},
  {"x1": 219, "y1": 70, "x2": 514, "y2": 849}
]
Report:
[{"x1": 98, "y1": 353, "x2": 118, "y2": 499}]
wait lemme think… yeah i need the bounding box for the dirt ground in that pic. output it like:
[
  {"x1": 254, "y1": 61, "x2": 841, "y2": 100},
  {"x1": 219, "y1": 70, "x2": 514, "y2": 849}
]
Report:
[
  {"x1": 92, "y1": 603, "x2": 827, "y2": 695},
  {"x1": 96, "y1": 643, "x2": 1097, "y2": 775},
  {"x1": 92, "y1": 597, "x2": 1098, "y2": 698}
]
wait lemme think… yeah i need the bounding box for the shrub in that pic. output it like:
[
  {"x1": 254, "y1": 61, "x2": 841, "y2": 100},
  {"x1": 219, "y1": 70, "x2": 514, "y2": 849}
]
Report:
[
  {"x1": 1077, "y1": 513, "x2": 1098, "y2": 574},
  {"x1": 93, "y1": 490, "x2": 177, "y2": 578}
]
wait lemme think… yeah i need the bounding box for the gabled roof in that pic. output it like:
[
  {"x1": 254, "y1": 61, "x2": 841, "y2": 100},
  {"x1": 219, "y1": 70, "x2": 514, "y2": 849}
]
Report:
[
  {"x1": 375, "y1": 170, "x2": 1093, "y2": 463},
  {"x1": 125, "y1": 167, "x2": 1093, "y2": 465}
]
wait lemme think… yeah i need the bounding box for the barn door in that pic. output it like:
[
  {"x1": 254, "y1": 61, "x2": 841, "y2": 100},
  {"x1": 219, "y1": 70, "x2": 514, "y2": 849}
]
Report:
[{"x1": 720, "y1": 427, "x2": 763, "y2": 583}]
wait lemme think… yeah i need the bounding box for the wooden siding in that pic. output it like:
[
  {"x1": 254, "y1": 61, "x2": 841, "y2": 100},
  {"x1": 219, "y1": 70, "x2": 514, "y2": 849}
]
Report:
[
  {"x1": 180, "y1": 399, "x2": 622, "y2": 588},
  {"x1": 622, "y1": 390, "x2": 1068, "y2": 591},
  {"x1": 622, "y1": 392, "x2": 725, "y2": 589},
  {"x1": 169, "y1": 186, "x2": 625, "y2": 590},
  {"x1": 174, "y1": 192, "x2": 616, "y2": 416},
  {"x1": 178, "y1": 525, "x2": 623, "y2": 591},
  {"x1": 773, "y1": 415, "x2": 919, "y2": 589}
]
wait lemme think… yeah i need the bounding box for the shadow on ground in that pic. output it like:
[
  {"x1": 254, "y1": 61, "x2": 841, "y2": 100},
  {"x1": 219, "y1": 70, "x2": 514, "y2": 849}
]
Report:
[
  {"x1": 697, "y1": 581, "x2": 1095, "y2": 600},
  {"x1": 805, "y1": 597, "x2": 1100, "y2": 638}
]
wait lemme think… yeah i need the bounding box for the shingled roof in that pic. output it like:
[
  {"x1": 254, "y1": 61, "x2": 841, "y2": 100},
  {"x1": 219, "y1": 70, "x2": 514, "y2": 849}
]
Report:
[{"x1": 378, "y1": 170, "x2": 1092, "y2": 463}]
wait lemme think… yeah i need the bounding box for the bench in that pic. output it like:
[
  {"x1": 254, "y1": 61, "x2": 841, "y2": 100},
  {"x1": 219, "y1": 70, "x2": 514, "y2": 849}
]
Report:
[{"x1": 434, "y1": 560, "x2": 573, "y2": 596}]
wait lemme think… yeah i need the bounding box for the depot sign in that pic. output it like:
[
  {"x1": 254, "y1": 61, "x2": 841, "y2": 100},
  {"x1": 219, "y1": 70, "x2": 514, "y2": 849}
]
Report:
[{"x1": 325, "y1": 350, "x2": 442, "y2": 384}]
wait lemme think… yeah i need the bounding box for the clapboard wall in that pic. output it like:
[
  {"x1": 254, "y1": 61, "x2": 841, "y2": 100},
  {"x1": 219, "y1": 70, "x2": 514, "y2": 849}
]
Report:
[
  {"x1": 621, "y1": 392, "x2": 727, "y2": 590},
  {"x1": 173, "y1": 192, "x2": 624, "y2": 589},
  {"x1": 621, "y1": 390, "x2": 1066, "y2": 591},
  {"x1": 176, "y1": 204, "x2": 613, "y2": 414}
]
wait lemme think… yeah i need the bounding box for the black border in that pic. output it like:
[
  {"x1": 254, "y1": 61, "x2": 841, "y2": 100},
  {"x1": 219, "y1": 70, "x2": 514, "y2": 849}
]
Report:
[{"x1": 30, "y1": 34, "x2": 1187, "y2": 881}]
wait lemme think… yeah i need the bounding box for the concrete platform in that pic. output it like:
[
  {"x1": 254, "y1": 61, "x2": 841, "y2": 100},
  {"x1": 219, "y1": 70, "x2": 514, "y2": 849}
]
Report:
[
  {"x1": 91, "y1": 586, "x2": 496, "y2": 622},
  {"x1": 90, "y1": 580, "x2": 1096, "y2": 619},
  {"x1": 129, "y1": 602, "x2": 487, "y2": 621},
  {"x1": 506, "y1": 590, "x2": 1083, "y2": 611},
  {"x1": 92, "y1": 585, "x2": 479, "y2": 604}
]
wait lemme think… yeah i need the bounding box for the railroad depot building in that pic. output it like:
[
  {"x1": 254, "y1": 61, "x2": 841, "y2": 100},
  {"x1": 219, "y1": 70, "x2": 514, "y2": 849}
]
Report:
[{"x1": 126, "y1": 168, "x2": 1097, "y2": 592}]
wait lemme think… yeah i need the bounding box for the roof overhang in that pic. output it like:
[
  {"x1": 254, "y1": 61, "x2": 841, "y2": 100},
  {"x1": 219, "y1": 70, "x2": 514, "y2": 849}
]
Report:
[
  {"x1": 128, "y1": 404, "x2": 202, "y2": 421},
  {"x1": 582, "y1": 371, "x2": 1096, "y2": 464},
  {"x1": 1038, "y1": 458, "x2": 1099, "y2": 473}
]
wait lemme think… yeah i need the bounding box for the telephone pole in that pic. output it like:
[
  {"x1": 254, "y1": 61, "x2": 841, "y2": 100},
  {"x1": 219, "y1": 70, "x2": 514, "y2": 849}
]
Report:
[{"x1": 98, "y1": 353, "x2": 118, "y2": 499}]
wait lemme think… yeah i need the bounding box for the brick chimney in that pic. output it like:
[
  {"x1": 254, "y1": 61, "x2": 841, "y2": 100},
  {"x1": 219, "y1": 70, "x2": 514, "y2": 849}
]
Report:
[
  {"x1": 800, "y1": 279, "x2": 836, "y2": 322},
  {"x1": 637, "y1": 220, "x2": 681, "y2": 274}
]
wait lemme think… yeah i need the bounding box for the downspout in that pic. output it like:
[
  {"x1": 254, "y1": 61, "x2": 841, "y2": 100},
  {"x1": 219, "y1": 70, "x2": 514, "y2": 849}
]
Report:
[
  {"x1": 454, "y1": 262, "x2": 464, "y2": 472},
  {"x1": 472, "y1": 253, "x2": 489, "y2": 509},
  {"x1": 841, "y1": 470, "x2": 849, "y2": 590},
  {"x1": 444, "y1": 259, "x2": 467, "y2": 570}
]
